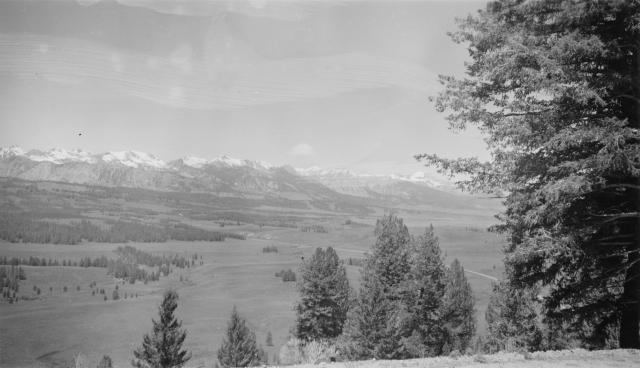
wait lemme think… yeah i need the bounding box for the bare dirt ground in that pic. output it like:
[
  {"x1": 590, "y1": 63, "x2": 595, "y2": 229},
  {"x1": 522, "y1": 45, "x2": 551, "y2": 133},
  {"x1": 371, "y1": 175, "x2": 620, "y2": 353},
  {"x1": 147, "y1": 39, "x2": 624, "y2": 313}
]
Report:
[{"x1": 278, "y1": 349, "x2": 640, "y2": 368}]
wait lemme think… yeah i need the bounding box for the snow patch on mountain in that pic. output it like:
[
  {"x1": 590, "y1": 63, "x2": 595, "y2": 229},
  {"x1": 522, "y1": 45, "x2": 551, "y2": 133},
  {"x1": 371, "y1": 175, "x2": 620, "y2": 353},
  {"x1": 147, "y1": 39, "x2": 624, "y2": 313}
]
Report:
[
  {"x1": 33, "y1": 148, "x2": 96, "y2": 164},
  {"x1": 101, "y1": 151, "x2": 167, "y2": 168},
  {"x1": 181, "y1": 156, "x2": 209, "y2": 169},
  {"x1": 0, "y1": 146, "x2": 25, "y2": 158},
  {"x1": 296, "y1": 167, "x2": 446, "y2": 187},
  {"x1": 179, "y1": 155, "x2": 274, "y2": 170}
]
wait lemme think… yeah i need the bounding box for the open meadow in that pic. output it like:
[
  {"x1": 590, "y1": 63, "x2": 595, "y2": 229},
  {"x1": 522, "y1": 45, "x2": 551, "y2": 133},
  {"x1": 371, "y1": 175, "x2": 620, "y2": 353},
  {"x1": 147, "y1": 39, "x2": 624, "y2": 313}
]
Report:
[{"x1": 0, "y1": 220, "x2": 504, "y2": 368}]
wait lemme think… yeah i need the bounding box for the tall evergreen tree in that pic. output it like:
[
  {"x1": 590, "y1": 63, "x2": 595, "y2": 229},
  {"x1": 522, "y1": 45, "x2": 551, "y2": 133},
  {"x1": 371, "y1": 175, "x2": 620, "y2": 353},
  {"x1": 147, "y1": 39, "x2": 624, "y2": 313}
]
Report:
[
  {"x1": 417, "y1": 0, "x2": 640, "y2": 348},
  {"x1": 370, "y1": 214, "x2": 412, "y2": 292},
  {"x1": 440, "y1": 259, "x2": 475, "y2": 353},
  {"x1": 340, "y1": 271, "x2": 400, "y2": 360},
  {"x1": 484, "y1": 280, "x2": 542, "y2": 353},
  {"x1": 340, "y1": 214, "x2": 412, "y2": 359},
  {"x1": 295, "y1": 247, "x2": 350, "y2": 341},
  {"x1": 132, "y1": 290, "x2": 191, "y2": 368},
  {"x1": 401, "y1": 226, "x2": 448, "y2": 357},
  {"x1": 217, "y1": 307, "x2": 262, "y2": 368}
]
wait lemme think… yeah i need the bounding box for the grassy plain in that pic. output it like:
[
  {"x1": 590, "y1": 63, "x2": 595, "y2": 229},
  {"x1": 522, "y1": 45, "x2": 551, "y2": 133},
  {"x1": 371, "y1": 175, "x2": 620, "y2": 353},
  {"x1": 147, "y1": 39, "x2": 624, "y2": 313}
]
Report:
[{"x1": 0, "y1": 218, "x2": 505, "y2": 368}]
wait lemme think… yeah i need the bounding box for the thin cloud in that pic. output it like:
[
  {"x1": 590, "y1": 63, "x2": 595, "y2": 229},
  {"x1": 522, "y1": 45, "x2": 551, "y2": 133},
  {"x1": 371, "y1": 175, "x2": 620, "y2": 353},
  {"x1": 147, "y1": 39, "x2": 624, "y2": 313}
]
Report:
[
  {"x1": 290, "y1": 143, "x2": 314, "y2": 156},
  {"x1": 0, "y1": 34, "x2": 437, "y2": 111}
]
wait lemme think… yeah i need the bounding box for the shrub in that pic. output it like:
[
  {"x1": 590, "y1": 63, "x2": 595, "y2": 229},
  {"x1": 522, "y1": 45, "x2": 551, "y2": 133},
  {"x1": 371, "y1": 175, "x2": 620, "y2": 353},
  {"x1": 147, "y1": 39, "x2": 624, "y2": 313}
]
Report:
[
  {"x1": 473, "y1": 354, "x2": 488, "y2": 363},
  {"x1": 279, "y1": 338, "x2": 304, "y2": 365},
  {"x1": 302, "y1": 340, "x2": 338, "y2": 364},
  {"x1": 279, "y1": 339, "x2": 339, "y2": 365},
  {"x1": 97, "y1": 355, "x2": 113, "y2": 368}
]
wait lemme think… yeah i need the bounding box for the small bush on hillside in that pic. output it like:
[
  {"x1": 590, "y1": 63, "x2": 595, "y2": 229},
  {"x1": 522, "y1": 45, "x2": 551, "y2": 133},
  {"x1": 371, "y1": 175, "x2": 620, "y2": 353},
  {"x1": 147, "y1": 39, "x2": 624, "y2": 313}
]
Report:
[
  {"x1": 302, "y1": 340, "x2": 339, "y2": 364},
  {"x1": 97, "y1": 355, "x2": 113, "y2": 368},
  {"x1": 279, "y1": 339, "x2": 339, "y2": 365},
  {"x1": 300, "y1": 225, "x2": 328, "y2": 233},
  {"x1": 262, "y1": 246, "x2": 278, "y2": 253},
  {"x1": 473, "y1": 354, "x2": 488, "y2": 363},
  {"x1": 275, "y1": 269, "x2": 296, "y2": 282},
  {"x1": 279, "y1": 338, "x2": 304, "y2": 365}
]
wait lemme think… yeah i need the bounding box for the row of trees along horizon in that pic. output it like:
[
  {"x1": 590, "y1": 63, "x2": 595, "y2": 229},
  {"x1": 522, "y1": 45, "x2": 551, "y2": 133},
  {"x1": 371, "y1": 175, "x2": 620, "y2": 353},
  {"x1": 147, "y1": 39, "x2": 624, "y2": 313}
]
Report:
[{"x1": 0, "y1": 216, "x2": 246, "y2": 244}]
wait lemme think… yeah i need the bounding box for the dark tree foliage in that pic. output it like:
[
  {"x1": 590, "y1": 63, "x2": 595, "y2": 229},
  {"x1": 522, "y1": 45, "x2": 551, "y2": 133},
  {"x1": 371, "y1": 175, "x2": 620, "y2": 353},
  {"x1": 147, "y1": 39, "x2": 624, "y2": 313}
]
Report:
[
  {"x1": 340, "y1": 214, "x2": 412, "y2": 359},
  {"x1": 0, "y1": 215, "x2": 245, "y2": 244},
  {"x1": 265, "y1": 331, "x2": 273, "y2": 347},
  {"x1": 132, "y1": 290, "x2": 191, "y2": 368},
  {"x1": 340, "y1": 272, "x2": 399, "y2": 360},
  {"x1": 342, "y1": 216, "x2": 477, "y2": 359},
  {"x1": 275, "y1": 269, "x2": 297, "y2": 282},
  {"x1": 217, "y1": 307, "x2": 262, "y2": 368},
  {"x1": 485, "y1": 280, "x2": 543, "y2": 353},
  {"x1": 440, "y1": 259, "x2": 475, "y2": 354},
  {"x1": 97, "y1": 355, "x2": 113, "y2": 368},
  {"x1": 370, "y1": 214, "x2": 412, "y2": 291},
  {"x1": 0, "y1": 265, "x2": 25, "y2": 298},
  {"x1": 400, "y1": 226, "x2": 448, "y2": 357},
  {"x1": 418, "y1": 0, "x2": 640, "y2": 348},
  {"x1": 295, "y1": 247, "x2": 350, "y2": 341}
]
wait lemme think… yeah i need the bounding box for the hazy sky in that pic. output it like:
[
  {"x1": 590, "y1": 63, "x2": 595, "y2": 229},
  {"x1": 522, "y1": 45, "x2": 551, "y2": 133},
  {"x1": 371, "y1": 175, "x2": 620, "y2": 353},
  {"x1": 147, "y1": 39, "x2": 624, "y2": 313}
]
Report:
[{"x1": 0, "y1": 0, "x2": 488, "y2": 175}]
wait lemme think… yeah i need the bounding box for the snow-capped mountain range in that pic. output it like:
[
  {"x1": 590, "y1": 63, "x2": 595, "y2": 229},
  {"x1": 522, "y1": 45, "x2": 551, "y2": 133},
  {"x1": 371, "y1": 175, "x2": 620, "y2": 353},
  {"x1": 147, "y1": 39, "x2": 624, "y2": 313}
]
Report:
[
  {"x1": 0, "y1": 146, "x2": 460, "y2": 206},
  {"x1": 0, "y1": 146, "x2": 275, "y2": 171},
  {"x1": 0, "y1": 146, "x2": 447, "y2": 184}
]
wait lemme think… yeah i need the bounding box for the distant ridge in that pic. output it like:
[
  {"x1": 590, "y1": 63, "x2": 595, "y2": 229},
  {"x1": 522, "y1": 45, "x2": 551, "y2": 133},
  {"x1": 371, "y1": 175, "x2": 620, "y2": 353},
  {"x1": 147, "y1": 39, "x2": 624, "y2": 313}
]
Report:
[{"x1": 0, "y1": 146, "x2": 481, "y2": 209}]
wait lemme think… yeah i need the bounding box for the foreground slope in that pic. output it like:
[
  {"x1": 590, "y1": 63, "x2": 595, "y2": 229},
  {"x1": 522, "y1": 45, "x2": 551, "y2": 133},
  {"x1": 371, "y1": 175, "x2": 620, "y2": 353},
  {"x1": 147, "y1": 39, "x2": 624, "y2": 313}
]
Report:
[{"x1": 283, "y1": 349, "x2": 640, "y2": 368}]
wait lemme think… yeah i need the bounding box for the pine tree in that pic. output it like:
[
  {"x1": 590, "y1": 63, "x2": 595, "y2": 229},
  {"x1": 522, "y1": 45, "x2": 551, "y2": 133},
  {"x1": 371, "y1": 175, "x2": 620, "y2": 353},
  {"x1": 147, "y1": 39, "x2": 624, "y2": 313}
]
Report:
[
  {"x1": 295, "y1": 247, "x2": 350, "y2": 341},
  {"x1": 340, "y1": 214, "x2": 412, "y2": 359},
  {"x1": 340, "y1": 272, "x2": 399, "y2": 360},
  {"x1": 401, "y1": 226, "x2": 448, "y2": 357},
  {"x1": 132, "y1": 290, "x2": 191, "y2": 368},
  {"x1": 217, "y1": 307, "x2": 262, "y2": 368},
  {"x1": 440, "y1": 259, "x2": 475, "y2": 354},
  {"x1": 484, "y1": 280, "x2": 542, "y2": 353},
  {"x1": 369, "y1": 214, "x2": 412, "y2": 291},
  {"x1": 418, "y1": 0, "x2": 640, "y2": 348}
]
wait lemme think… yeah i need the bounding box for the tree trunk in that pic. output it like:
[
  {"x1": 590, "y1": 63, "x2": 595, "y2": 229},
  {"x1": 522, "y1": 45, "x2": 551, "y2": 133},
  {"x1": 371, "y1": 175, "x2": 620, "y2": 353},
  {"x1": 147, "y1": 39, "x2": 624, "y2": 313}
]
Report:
[
  {"x1": 619, "y1": 231, "x2": 640, "y2": 348},
  {"x1": 618, "y1": 22, "x2": 640, "y2": 350}
]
